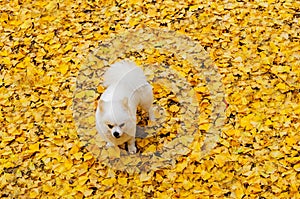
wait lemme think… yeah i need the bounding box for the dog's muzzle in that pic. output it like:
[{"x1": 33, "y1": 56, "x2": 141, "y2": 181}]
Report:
[{"x1": 113, "y1": 131, "x2": 121, "y2": 138}]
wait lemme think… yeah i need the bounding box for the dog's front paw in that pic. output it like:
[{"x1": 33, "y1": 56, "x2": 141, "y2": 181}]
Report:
[
  {"x1": 128, "y1": 143, "x2": 137, "y2": 154},
  {"x1": 106, "y1": 142, "x2": 114, "y2": 147},
  {"x1": 148, "y1": 108, "x2": 155, "y2": 122}
]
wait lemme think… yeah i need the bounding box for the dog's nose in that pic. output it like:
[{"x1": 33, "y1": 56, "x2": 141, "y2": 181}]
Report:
[{"x1": 113, "y1": 131, "x2": 120, "y2": 138}]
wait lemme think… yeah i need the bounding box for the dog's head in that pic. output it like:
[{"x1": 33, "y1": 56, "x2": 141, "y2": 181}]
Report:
[
  {"x1": 105, "y1": 122, "x2": 125, "y2": 138},
  {"x1": 97, "y1": 97, "x2": 136, "y2": 139}
]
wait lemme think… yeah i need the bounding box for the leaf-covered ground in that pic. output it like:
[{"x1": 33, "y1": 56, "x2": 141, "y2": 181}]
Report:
[{"x1": 0, "y1": 0, "x2": 299, "y2": 198}]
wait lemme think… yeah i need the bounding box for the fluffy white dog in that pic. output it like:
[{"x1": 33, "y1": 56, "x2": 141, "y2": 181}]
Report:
[{"x1": 95, "y1": 60, "x2": 154, "y2": 154}]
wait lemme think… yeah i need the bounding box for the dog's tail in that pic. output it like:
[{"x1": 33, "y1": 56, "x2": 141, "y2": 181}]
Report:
[{"x1": 103, "y1": 60, "x2": 148, "y2": 88}]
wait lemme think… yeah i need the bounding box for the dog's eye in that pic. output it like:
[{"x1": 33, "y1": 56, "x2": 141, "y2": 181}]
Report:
[
  {"x1": 119, "y1": 123, "x2": 125, "y2": 128},
  {"x1": 107, "y1": 124, "x2": 114, "y2": 129}
]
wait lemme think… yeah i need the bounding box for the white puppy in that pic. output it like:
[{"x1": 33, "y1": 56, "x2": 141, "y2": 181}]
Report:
[{"x1": 95, "y1": 60, "x2": 154, "y2": 154}]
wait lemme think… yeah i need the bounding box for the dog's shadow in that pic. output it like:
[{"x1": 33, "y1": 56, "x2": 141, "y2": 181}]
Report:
[{"x1": 136, "y1": 125, "x2": 150, "y2": 138}]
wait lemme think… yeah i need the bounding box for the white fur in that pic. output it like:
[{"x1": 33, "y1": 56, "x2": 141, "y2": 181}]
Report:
[{"x1": 95, "y1": 60, "x2": 154, "y2": 154}]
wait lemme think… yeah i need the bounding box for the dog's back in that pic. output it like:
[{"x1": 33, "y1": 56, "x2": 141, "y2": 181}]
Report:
[{"x1": 103, "y1": 60, "x2": 149, "y2": 91}]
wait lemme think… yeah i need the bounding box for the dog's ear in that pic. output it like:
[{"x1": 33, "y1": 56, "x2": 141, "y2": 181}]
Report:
[
  {"x1": 98, "y1": 99, "x2": 104, "y2": 113},
  {"x1": 122, "y1": 97, "x2": 129, "y2": 111}
]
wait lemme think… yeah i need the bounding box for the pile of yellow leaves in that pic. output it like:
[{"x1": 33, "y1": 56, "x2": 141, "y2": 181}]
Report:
[{"x1": 1, "y1": 0, "x2": 299, "y2": 198}]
